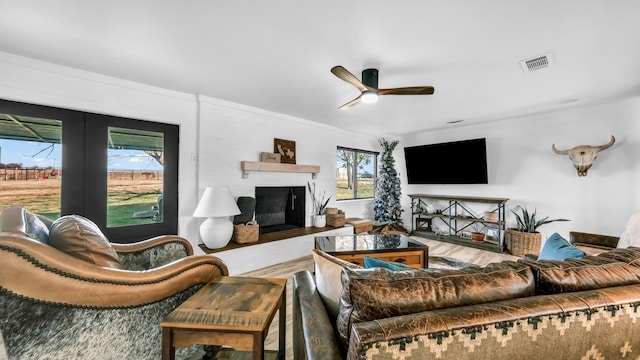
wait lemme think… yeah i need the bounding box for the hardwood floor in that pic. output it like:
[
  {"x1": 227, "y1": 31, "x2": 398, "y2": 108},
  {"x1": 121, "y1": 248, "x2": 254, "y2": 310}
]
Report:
[{"x1": 0, "y1": 236, "x2": 519, "y2": 360}]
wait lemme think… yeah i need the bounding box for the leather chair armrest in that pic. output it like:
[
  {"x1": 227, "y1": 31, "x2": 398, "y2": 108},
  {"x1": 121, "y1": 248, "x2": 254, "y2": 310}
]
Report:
[
  {"x1": 112, "y1": 235, "x2": 193, "y2": 255},
  {"x1": 113, "y1": 235, "x2": 195, "y2": 270},
  {"x1": 570, "y1": 231, "x2": 619, "y2": 249},
  {"x1": 293, "y1": 271, "x2": 344, "y2": 360},
  {"x1": 0, "y1": 234, "x2": 228, "y2": 307}
]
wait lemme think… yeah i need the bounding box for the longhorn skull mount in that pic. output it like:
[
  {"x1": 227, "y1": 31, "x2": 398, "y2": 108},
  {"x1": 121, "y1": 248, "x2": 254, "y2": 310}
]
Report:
[{"x1": 552, "y1": 135, "x2": 615, "y2": 177}]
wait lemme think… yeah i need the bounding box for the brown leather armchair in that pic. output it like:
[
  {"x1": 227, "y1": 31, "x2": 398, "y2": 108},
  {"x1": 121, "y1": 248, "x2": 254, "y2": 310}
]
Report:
[
  {"x1": 0, "y1": 206, "x2": 228, "y2": 360},
  {"x1": 520, "y1": 231, "x2": 620, "y2": 262},
  {"x1": 569, "y1": 231, "x2": 620, "y2": 255}
]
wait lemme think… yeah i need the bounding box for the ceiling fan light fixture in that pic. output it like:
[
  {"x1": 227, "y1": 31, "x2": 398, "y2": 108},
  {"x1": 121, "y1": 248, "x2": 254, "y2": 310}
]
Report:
[
  {"x1": 361, "y1": 90, "x2": 379, "y2": 104},
  {"x1": 330, "y1": 65, "x2": 434, "y2": 109}
]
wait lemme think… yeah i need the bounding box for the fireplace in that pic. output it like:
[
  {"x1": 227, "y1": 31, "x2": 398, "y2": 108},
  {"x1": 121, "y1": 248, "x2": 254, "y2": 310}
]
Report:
[{"x1": 255, "y1": 186, "x2": 306, "y2": 234}]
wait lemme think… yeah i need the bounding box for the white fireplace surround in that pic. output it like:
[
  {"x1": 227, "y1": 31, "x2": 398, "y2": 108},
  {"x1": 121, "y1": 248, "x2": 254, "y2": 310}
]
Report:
[{"x1": 212, "y1": 225, "x2": 353, "y2": 275}]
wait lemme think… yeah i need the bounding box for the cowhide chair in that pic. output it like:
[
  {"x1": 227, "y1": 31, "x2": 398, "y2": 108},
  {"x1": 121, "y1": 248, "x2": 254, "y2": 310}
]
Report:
[{"x1": 0, "y1": 206, "x2": 228, "y2": 360}]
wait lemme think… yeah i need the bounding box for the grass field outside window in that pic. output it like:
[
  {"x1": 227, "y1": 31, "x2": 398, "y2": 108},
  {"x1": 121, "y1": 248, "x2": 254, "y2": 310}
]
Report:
[{"x1": 336, "y1": 147, "x2": 378, "y2": 200}]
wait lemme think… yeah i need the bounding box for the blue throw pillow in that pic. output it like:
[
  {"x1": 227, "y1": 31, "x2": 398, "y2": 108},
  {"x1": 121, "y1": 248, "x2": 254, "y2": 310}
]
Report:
[
  {"x1": 538, "y1": 233, "x2": 586, "y2": 261},
  {"x1": 363, "y1": 256, "x2": 413, "y2": 271}
]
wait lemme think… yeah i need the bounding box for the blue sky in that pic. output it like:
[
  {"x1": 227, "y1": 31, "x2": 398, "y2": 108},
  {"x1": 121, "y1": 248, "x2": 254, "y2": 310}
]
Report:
[{"x1": 0, "y1": 139, "x2": 163, "y2": 170}]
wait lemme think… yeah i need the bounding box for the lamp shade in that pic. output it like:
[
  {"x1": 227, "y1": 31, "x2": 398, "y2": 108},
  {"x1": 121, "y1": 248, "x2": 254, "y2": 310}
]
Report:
[{"x1": 193, "y1": 187, "x2": 241, "y2": 218}]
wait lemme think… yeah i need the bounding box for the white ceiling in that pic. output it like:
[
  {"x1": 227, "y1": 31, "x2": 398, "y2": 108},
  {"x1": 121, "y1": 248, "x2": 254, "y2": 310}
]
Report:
[{"x1": 1, "y1": 1, "x2": 639, "y2": 137}]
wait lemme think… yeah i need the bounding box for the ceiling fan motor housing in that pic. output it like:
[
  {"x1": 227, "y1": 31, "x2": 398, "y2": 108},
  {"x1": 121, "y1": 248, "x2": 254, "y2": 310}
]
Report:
[{"x1": 362, "y1": 68, "x2": 379, "y2": 89}]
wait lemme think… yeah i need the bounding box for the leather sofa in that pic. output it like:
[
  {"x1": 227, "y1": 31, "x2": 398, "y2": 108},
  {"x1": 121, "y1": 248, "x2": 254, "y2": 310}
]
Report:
[
  {"x1": 293, "y1": 243, "x2": 640, "y2": 360},
  {"x1": 0, "y1": 206, "x2": 228, "y2": 360}
]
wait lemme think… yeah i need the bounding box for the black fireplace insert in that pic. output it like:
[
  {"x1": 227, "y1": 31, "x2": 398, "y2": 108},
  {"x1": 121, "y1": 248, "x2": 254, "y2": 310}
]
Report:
[{"x1": 255, "y1": 186, "x2": 306, "y2": 234}]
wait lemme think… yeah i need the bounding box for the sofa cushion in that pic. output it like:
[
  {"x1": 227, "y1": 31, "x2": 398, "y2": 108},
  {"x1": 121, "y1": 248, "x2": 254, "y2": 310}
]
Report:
[
  {"x1": 49, "y1": 215, "x2": 123, "y2": 269},
  {"x1": 597, "y1": 246, "x2": 640, "y2": 266},
  {"x1": 538, "y1": 232, "x2": 585, "y2": 261},
  {"x1": 311, "y1": 249, "x2": 362, "y2": 321},
  {"x1": 523, "y1": 255, "x2": 640, "y2": 295},
  {"x1": 363, "y1": 256, "x2": 413, "y2": 271},
  {"x1": 336, "y1": 261, "x2": 534, "y2": 348}
]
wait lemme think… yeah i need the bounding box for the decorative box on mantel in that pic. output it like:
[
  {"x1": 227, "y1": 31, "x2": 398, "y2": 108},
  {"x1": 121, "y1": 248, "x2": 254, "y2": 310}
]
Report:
[{"x1": 326, "y1": 212, "x2": 345, "y2": 227}]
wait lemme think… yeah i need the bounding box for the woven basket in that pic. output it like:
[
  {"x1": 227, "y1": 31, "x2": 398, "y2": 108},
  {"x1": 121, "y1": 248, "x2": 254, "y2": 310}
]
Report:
[
  {"x1": 506, "y1": 229, "x2": 541, "y2": 256},
  {"x1": 232, "y1": 221, "x2": 259, "y2": 244}
]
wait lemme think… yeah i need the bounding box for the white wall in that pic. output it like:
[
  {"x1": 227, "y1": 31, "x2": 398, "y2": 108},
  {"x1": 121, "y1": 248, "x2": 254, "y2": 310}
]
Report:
[
  {"x1": 194, "y1": 96, "x2": 378, "y2": 241},
  {"x1": 3, "y1": 50, "x2": 638, "y2": 262},
  {"x1": 401, "y1": 97, "x2": 640, "y2": 246},
  {"x1": 0, "y1": 52, "x2": 378, "y2": 261}
]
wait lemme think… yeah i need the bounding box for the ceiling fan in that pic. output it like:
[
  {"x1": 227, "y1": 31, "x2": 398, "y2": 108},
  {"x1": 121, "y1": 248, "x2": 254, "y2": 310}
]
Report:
[{"x1": 330, "y1": 65, "x2": 435, "y2": 110}]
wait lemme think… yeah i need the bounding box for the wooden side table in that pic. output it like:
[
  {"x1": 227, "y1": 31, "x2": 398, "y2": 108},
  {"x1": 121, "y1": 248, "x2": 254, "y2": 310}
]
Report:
[{"x1": 161, "y1": 276, "x2": 287, "y2": 360}]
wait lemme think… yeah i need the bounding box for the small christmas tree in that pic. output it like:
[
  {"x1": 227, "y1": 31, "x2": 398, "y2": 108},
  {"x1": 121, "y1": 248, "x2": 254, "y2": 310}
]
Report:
[{"x1": 373, "y1": 138, "x2": 407, "y2": 234}]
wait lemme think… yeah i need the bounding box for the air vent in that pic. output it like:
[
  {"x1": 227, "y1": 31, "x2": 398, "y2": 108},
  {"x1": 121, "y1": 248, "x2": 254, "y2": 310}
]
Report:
[{"x1": 521, "y1": 53, "x2": 553, "y2": 72}]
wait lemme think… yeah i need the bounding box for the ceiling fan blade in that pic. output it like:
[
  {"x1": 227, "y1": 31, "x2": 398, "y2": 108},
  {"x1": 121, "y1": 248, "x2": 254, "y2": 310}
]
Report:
[
  {"x1": 331, "y1": 66, "x2": 369, "y2": 92},
  {"x1": 337, "y1": 94, "x2": 362, "y2": 110},
  {"x1": 378, "y1": 86, "x2": 435, "y2": 95}
]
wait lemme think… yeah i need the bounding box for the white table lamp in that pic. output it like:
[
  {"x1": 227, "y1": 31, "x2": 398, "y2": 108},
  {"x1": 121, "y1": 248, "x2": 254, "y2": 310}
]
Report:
[{"x1": 193, "y1": 187, "x2": 241, "y2": 249}]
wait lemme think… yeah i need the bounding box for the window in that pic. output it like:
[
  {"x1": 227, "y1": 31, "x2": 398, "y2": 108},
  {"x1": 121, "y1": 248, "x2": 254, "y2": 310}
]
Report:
[
  {"x1": 0, "y1": 116, "x2": 63, "y2": 219},
  {"x1": 0, "y1": 99, "x2": 178, "y2": 243},
  {"x1": 106, "y1": 127, "x2": 165, "y2": 228},
  {"x1": 336, "y1": 147, "x2": 378, "y2": 200}
]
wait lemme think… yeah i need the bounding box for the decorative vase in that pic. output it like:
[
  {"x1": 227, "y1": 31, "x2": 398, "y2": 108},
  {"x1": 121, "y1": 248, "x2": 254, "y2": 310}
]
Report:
[
  {"x1": 312, "y1": 214, "x2": 326, "y2": 228},
  {"x1": 483, "y1": 211, "x2": 499, "y2": 223}
]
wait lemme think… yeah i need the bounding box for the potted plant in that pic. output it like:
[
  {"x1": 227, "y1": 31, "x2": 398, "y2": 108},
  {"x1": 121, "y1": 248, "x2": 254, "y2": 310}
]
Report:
[
  {"x1": 507, "y1": 207, "x2": 570, "y2": 256},
  {"x1": 307, "y1": 182, "x2": 331, "y2": 228},
  {"x1": 469, "y1": 222, "x2": 485, "y2": 242},
  {"x1": 413, "y1": 201, "x2": 427, "y2": 215}
]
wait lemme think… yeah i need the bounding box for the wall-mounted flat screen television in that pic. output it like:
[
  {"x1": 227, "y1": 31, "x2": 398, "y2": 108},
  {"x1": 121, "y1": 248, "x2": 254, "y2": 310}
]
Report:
[{"x1": 404, "y1": 138, "x2": 488, "y2": 184}]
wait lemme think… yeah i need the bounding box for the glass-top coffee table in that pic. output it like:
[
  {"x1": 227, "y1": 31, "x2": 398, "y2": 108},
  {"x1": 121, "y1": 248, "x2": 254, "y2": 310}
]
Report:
[{"x1": 314, "y1": 234, "x2": 428, "y2": 268}]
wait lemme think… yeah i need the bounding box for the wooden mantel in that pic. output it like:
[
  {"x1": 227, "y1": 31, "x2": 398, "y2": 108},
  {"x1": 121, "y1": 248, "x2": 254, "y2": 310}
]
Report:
[{"x1": 241, "y1": 161, "x2": 320, "y2": 179}]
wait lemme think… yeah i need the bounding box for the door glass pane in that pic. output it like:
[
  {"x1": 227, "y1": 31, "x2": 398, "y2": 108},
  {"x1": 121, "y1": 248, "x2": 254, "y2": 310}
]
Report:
[
  {"x1": 107, "y1": 127, "x2": 164, "y2": 227},
  {"x1": 0, "y1": 114, "x2": 62, "y2": 219}
]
